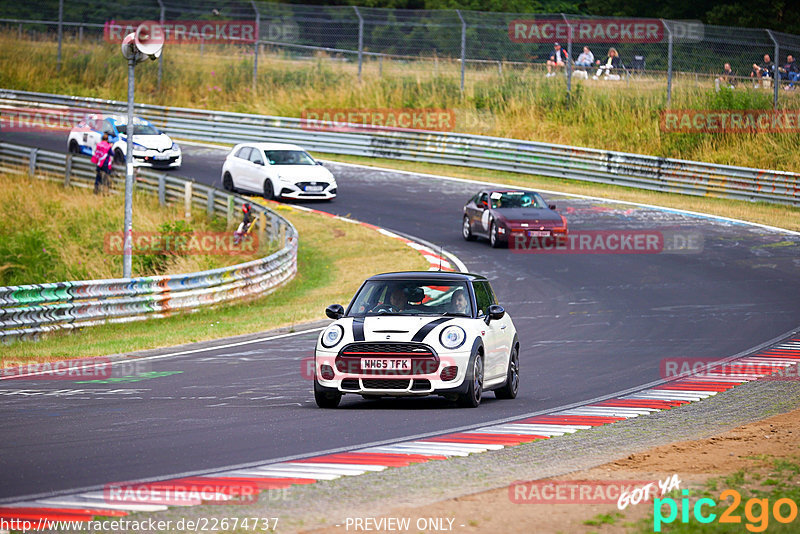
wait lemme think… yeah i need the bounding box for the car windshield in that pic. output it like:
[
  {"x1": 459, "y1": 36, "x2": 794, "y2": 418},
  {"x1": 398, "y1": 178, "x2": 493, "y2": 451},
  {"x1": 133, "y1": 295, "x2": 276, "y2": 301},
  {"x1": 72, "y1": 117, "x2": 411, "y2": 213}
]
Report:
[
  {"x1": 348, "y1": 280, "x2": 473, "y2": 317},
  {"x1": 264, "y1": 150, "x2": 315, "y2": 165},
  {"x1": 490, "y1": 191, "x2": 548, "y2": 209},
  {"x1": 116, "y1": 123, "x2": 161, "y2": 136}
]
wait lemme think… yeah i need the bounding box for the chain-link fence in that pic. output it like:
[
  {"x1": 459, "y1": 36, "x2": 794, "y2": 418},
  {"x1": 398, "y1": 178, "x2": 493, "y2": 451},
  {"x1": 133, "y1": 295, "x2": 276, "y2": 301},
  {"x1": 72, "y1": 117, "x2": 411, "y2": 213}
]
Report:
[{"x1": 2, "y1": 0, "x2": 800, "y2": 108}]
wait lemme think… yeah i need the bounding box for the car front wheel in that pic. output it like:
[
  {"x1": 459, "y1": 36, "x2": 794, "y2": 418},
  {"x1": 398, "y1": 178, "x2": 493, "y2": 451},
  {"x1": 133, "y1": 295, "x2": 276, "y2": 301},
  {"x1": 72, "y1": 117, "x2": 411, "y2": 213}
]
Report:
[
  {"x1": 114, "y1": 148, "x2": 125, "y2": 165},
  {"x1": 263, "y1": 179, "x2": 275, "y2": 200},
  {"x1": 458, "y1": 352, "x2": 484, "y2": 408},
  {"x1": 495, "y1": 346, "x2": 519, "y2": 399},
  {"x1": 490, "y1": 221, "x2": 503, "y2": 248},
  {"x1": 314, "y1": 378, "x2": 342, "y2": 408},
  {"x1": 462, "y1": 216, "x2": 475, "y2": 241},
  {"x1": 68, "y1": 140, "x2": 80, "y2": 154}
]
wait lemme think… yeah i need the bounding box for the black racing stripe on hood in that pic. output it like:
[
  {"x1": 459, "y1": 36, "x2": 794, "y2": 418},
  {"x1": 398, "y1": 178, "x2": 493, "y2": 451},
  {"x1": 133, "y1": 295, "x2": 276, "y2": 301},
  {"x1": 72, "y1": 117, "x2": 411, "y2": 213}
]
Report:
[
  {"x1": 352, "y1": 317, "x2": 365, "y2": 341},
  {"x1": 411, "y1": 317, "x2": 453, "y2": 342}
]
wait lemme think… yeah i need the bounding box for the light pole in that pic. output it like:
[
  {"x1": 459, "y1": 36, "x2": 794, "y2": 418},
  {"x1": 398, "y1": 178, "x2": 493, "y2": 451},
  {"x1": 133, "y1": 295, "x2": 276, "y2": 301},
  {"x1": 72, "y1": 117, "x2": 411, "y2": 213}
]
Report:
[{"x1": 120, "y1": 22, "x2": 164, "y2": 278}]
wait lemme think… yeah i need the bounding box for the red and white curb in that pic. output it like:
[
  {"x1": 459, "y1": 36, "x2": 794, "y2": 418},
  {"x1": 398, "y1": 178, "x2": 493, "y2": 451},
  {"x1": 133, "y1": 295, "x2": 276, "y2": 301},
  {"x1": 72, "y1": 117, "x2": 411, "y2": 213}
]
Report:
[
  {"x1": 2, "y1": 338, "x2": 798, "y2": 525},
  {"x1": 258, "y1": 199, "x2": 465, "y2": 273}
]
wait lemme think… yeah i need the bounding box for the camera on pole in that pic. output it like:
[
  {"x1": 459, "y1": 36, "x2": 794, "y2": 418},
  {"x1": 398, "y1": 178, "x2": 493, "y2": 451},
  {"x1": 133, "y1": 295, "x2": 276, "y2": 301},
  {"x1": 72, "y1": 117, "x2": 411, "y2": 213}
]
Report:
[{"x1": 121, "y1": 21, "x2": 164, "y2": 63}]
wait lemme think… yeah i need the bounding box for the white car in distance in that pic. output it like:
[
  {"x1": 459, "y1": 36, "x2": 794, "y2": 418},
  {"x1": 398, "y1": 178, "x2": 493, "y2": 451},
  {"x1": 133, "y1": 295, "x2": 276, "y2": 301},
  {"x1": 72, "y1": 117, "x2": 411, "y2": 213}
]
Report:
[{"x1": 221, "y1": 143, "x2": 337, "y2": 200}]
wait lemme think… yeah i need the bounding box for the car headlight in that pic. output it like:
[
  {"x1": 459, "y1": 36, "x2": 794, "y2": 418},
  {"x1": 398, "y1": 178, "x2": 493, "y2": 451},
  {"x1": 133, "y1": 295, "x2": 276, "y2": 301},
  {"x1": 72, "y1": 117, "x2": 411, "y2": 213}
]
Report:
[
  {"x1": 321, "y1": 324, "x2": 344, "y2": 348},
  {"x1": 439, "y1": 325, "x2": 466, "y2": 349},
  {"x1": 171, "y1": 142, "x2": 180, "y2": 153}
]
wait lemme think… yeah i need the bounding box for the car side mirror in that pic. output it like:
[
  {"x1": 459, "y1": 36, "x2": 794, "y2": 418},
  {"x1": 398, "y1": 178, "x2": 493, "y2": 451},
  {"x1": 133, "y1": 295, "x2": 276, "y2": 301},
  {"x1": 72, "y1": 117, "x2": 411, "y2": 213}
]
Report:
[
  {"x1": 486, "y1": 304, "x2": 505, "y2": 323},
  {"x1": 481, "y1": 201, "x2": 488, "y2": 209},
  {"x1": 317, "y1": 161, "x2": 324, "y2": 166},
  {"x1": 548, "y1": 204, "x2": 556, "y2": 210},
  {"x1": 325, "y1": 304, "x2": 344, "y2": 320}
]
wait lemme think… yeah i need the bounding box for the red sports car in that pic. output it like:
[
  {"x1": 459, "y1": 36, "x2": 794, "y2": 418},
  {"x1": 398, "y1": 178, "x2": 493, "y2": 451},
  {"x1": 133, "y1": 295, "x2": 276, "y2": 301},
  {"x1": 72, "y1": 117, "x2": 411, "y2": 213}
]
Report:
[{"x1": 462, "y1": 189, "x2": 568, "y2": 248}]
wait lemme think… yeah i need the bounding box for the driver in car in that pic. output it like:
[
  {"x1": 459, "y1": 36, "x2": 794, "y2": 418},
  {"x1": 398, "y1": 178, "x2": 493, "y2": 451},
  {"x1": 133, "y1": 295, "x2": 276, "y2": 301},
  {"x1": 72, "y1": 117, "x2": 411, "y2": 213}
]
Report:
[
  {"x1": 449, "y1": 289, "x2": 469, "y2": 315},
  {"x1": 388, "y1": 287, "x2": 407, "y2": 311}
]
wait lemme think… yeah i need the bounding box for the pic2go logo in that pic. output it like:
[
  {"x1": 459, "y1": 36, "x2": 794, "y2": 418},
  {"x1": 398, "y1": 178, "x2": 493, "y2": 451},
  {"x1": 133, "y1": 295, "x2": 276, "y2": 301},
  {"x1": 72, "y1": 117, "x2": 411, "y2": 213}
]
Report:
[{"x1": 654, "y1": 489, "x2": 799, "y2": 532}]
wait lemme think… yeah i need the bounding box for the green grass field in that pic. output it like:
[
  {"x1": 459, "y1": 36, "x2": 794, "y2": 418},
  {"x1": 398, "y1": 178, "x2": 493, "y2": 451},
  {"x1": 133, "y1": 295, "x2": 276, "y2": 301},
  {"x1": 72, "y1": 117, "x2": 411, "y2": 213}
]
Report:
[{"x1": 1, "y1": 31, "x2": 798, "y2": 173}]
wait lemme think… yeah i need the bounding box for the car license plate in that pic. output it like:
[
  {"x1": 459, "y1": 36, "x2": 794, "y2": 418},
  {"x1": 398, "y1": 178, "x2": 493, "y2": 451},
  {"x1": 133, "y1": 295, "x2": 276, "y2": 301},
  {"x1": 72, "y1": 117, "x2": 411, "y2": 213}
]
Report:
[
  {"x1": 154, "y1": 155, "x2": 170, "y2": 160},
  {"x1": 528, "y1": 230, "x2": 551, "y2": 237},
  {"x1": 304, "y1": 185, "x2": 324, "y2": 192},
  {"x1": 361, "y1": 358, "x2": 411, "y2": 371}
]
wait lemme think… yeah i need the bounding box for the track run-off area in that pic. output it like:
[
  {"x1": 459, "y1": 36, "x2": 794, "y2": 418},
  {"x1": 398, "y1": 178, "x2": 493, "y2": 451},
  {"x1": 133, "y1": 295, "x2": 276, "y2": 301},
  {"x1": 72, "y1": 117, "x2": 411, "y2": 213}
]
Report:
[{"x1": 1, "y1": 131, "x2": 799, "y2": 504}]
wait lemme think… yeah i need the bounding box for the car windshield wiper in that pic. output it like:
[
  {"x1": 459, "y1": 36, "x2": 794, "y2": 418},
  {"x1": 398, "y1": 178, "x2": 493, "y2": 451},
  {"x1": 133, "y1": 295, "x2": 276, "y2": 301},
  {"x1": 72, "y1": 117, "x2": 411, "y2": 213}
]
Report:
[{"x1": 440, "y1": 312, "x2": 467, "y2": 317}]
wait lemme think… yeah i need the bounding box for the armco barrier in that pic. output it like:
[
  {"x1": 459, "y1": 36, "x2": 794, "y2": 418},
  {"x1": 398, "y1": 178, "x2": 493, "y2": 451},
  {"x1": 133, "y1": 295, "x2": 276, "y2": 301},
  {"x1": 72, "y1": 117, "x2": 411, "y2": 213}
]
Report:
[
  {"x1": 1, "y1": 88, "x2": 798, "y2": 205},
  {"x1": 0, "y1": 142, "x2": 298, "y2": 340}
]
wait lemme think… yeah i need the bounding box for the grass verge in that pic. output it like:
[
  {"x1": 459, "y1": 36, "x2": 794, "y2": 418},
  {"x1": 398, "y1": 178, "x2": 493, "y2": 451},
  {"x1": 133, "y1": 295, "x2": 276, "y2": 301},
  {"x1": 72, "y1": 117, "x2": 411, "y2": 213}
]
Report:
[
  {"x1": 319, "y1": 153, "x2": 800, "y2": 232},
  {"x1": 0, "y1": 172, "x2": 264, "y2": 285},
  {"x1": 0, "y1": 202, "x2": 429, "y2": 362}
]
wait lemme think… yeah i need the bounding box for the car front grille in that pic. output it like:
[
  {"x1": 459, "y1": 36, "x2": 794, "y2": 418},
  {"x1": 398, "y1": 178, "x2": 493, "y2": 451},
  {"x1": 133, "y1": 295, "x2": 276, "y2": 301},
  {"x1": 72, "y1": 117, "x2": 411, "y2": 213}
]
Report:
[
  {"x1": 295, "y1": 181, "x2": 330, "y2": 189},
  {"x1": 341, "y1": 378, "x2": 360, "y2": 390},
  {"x1": 337, "y1": 343, "x2": 438, "y2": 375},
  {"x1": 362, "y1": 379, "x2": 410, "y2": 390},
  {"x1": 341, "y1": 343, "x2": 434, "y2": 356},
  {"x1": 411, "y1": 379, "x2": 431, "y2": 391}
]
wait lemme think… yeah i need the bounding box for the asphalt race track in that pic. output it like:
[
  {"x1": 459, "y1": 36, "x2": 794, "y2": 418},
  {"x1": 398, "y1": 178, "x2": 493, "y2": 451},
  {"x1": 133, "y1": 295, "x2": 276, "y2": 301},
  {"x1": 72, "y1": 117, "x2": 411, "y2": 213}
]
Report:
[{"x1": 2, "y1": 131, "x2": 799, "y2": 501}]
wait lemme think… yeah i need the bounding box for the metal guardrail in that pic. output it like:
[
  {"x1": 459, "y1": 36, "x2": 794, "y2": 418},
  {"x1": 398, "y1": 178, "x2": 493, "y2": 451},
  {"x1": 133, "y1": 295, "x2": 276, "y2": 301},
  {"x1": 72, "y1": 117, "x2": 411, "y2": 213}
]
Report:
[
  {"x1": 0, "y1": 142, "x2": 298, "y2": 340},
  {"x1": 1, "y1": 88, "x2": 797, "y2": 206}
]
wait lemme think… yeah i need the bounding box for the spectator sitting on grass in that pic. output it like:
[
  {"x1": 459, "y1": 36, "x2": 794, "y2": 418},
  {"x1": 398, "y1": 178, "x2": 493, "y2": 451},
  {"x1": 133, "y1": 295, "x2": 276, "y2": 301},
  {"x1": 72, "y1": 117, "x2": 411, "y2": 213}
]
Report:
[
  {"x1": 546, "y1": 42, "x2": 569, "y2": 77},
  {"x1": 778, "y1": 54, "x2": 799, "y2": 90},
  {"x1": 593, "y1": 48, "x2": 621, "y2": 80},
  {"x1": 718, "y1": 62, "x2": 736, "y2": 88},
  {"x1": 751, "y1": 54, "x2": 773, "y2": 87},
  {"x1": 575, "y1": 46, "x2": 594, "y2": 68}
]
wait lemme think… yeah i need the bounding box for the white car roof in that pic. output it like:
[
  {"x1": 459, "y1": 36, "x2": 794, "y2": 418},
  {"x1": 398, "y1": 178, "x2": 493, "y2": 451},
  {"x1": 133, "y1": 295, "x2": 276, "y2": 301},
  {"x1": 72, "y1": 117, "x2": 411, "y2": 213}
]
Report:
[{"x1": 238, "y1": 142, "x2": 308, "y2": 152}]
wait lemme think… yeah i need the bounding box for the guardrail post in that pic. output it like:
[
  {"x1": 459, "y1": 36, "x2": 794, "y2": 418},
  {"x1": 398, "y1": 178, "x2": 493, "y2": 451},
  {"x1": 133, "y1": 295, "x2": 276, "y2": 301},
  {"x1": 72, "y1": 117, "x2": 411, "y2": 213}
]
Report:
[
  {"x1": 184, "y1": 181, "x2": 193, "y2": 220},
  {"x1": 206, "y1": 188, "x2": 215, "y2": 218},
  {"x1": 158, "y1": 174, "x2": 166, "y2": 206},
  {"x1": 379, "y1": 55, "x2": 383, "y2": 77},
  {"x1": 227, "y1": 195, "x2": 235, "y2": 229},
  {"x1": 28, "y1": 148, "x2": 38, "y2": 177},
  {"x1": 258, "y1": 211, "x2": 267, "y2": 251},
  {"x1": 79, "y1": 25, "x2": 83, "y2": 43},
  {"x1": 64, "y1": 153, "x2": 72, "y2": 187}
]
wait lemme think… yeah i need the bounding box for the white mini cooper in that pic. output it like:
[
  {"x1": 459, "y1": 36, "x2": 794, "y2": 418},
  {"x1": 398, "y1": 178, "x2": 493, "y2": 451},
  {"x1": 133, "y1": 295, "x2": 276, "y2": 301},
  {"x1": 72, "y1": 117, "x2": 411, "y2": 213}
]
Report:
[{"x1": 314, "y1": 271, "x2": 519, "y2": 408}]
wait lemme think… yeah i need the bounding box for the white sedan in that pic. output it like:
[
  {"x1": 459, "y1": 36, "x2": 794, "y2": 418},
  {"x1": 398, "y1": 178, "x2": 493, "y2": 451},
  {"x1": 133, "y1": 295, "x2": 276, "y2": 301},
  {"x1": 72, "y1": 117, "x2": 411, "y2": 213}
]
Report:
[
  {"x1": 221, "y1": 142, "x2": 337, "y2": 200},
  {"x1": 314, "y1": 271, "x2": 519, "y2": 408}
]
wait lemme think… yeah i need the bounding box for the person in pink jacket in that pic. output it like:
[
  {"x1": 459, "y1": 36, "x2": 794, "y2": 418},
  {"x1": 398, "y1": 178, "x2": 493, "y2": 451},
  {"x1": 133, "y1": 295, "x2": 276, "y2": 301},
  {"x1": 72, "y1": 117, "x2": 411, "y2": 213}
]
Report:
[{"x1": 91, "y1": 133, "x2": 114, "y2": 194}]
